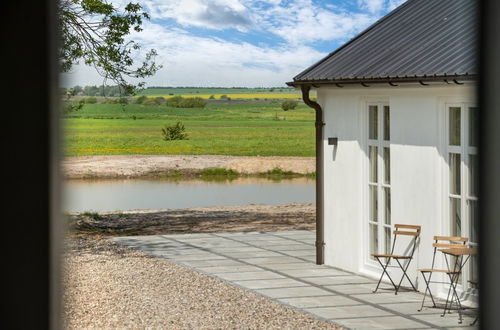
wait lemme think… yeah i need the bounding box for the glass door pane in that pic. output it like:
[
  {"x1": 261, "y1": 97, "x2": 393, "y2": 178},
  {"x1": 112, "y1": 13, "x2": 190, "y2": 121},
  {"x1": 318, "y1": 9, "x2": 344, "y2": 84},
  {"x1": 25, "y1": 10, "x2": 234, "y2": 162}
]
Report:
[
  {"x1": 469, "y1": 107, "x2": 477, "y2": 147},
  {"x1": 370, "y1": 223, "x2": 379, "y2": 256},
  {"x1": 383, "y1": 105, "x2": 390, "y2": 141},
  {"x1": 369, "y1": 146, "x2": 378, "y2": 183},
  {"x1": 384, "y1": 147, "x2": 390, "y2": 184},
  {"x1": 369, "y1": 105, "x2": 378, "y2": 140},
  {"x1": 449, "y1": 107, "x2": 461, "y2": 146},
  {"x1": 449, "y1": 153, "x2": 461, "y2": 195},
  {"x1": 450, "y1": 197, "x2": 462, "y2": 236}
]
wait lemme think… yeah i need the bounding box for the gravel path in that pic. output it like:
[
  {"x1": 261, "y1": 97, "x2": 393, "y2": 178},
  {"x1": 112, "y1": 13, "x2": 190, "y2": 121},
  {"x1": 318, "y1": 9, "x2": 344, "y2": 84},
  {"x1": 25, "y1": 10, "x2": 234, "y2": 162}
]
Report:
[
  {"x1": 63, "y1": 237, "x2": 341, "y2": 329},
  {"x1": 63, "y1": 155, "x2": 315, "y2": 179}
]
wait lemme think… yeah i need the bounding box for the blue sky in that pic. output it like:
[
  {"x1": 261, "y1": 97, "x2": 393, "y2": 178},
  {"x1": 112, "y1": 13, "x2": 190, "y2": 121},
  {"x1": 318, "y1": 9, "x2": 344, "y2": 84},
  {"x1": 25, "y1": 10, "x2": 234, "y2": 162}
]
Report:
[{"x1": 62, "y1": 0, "x2": 407, "y2": 88}]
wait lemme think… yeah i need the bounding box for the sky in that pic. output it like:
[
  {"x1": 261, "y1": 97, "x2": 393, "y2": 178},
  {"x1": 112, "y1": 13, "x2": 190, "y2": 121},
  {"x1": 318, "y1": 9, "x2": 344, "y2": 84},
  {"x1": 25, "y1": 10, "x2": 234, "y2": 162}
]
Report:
[{"x1": 62, "y1": 0, "x2": 407, "y2": 88}]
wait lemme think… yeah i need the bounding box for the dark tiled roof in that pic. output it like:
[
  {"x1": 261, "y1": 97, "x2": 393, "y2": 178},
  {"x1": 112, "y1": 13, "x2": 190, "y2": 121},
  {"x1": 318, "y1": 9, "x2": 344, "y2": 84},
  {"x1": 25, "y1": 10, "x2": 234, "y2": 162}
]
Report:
[{"x1": 291, "y1": 0, "x2": 478, "y2": 85}]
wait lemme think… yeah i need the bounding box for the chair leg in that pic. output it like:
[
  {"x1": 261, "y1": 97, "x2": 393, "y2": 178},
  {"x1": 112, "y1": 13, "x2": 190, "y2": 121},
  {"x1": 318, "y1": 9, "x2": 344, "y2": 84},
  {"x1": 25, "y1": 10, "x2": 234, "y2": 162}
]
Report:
[
  {"x1": 373, "y1": 257, "x2": 398, "y2": 293},
  {"x1": 394, "y1": 259, "x2": 418, "y2": 294},
  {"x1": 418, "y1": 272, "x2": 437, "y2": 312},
  {"x1": 441, "y1": 279, "x2": 454, "y2": 317}
]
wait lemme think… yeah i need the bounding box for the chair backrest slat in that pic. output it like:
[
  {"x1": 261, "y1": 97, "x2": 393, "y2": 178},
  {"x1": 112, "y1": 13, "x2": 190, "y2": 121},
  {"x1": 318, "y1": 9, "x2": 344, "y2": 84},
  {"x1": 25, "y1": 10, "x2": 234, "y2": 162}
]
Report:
[
  {"x1": 389, "y1": 224, "x2": 421, "y2": 258},
  {"x1": 395, "y1": 224, "x2": 422, "y2": 230},
  {"x1": 434, "y1": 236, "x2": 468, "y2": 242},
  {"x1": 393, "y1": 230, "x2": 420, "y2": 236},
  {"x1": 427, "y1": 235, "x2": 469, "y2": 270},
  {"x1": 432, "y1": 242, "x2": 469, "y2": 249}
]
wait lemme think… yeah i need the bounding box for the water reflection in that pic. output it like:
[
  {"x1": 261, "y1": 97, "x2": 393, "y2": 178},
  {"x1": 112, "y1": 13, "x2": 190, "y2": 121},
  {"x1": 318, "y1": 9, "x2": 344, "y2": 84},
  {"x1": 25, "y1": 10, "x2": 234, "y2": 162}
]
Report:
[{"x1": 64, "y1": 177, "x2": 315, "y2": 212}]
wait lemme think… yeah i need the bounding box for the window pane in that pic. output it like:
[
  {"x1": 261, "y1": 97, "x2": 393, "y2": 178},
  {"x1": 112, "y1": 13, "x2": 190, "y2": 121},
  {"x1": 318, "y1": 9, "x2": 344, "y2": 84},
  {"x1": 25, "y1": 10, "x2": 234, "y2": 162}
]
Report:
[
  {"x1": 370, "y1": 223, "x2": 379, "y2": 257},
  {"x1": 370, "y1": 185, "x2": 378, "y2": 223},
  {"x1": 369, "y1": 146, "x2": 378, "y2": 183},
  {"x1": 383, "y1": 105, "x2": 390, "y2": 140},
  {"x1": 449, "y1": 107, "x2": 461, "y2": 146},
  {"x1": 469, "y1": 199, "x2": 478, "y2": 243},
  {"x1": 449, "y1": 153, "x2": 461, "y2": 195},
  {"x1": 469, "y1": 154, "x2": 478, "y2": 198},
  {"x1": 369, "y1": 105, "x2": 378, "y2": 140},
  {"x1": 384, "y1": 187, "x2": 391, "y2": 225},
  {"x1": 450, "y1": 197, "x2": 461, "y2": 237},
  {"x1": 469, "y1": 107, "x2": 477, "y2": 147},
  {"x1": 384, "y1": 227, "x2": 391, "y2": 254},
  {"x1": 384, "y1": 147, "x2": 390, "y2": 184}
]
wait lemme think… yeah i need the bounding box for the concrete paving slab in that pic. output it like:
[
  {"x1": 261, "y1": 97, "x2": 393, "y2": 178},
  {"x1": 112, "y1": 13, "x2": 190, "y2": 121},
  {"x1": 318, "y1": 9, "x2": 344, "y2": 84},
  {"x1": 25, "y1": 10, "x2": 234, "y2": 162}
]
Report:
[
  {"x1": 215, "y1": 271, "x2": 284, "y2": 281},
  {"x1": 233, "y1": 278, "x2": 309, "y2": 290},
  {"x1": 258, "y1": 244, "x2": 313, "y2": 251},
  {"x1": 379, "y1": 302, "x2": 443, "y2": 315},
  {"x1": 111, "y1": 230, "x2": 469, "y2": 329},
  {"x1": 280, "y1": 249, "x2": 317, "y2": 257},
  {"x1": 411, "y1": 312, "x2": 478, "y2": 328},
  {"x1": 164, "y1": 253, "x2": 227, "y2": 261},
  {"x1": 271, "y1": 230, "x2": 315, "y2": 236},
  {"x1": 305, "y1": 305, "x2": 392, "y2": 319},
  {"x1": 223, "y1": 251, "x2": 283, "y2": 258},
  {"x1": 161, "y1": 233, "x2": 215, "y2": 239},
  {"x1": 185, "y1": 241, "x2": 249, "y2": 248},
  {"x1": 333, "y1": 315, "x2": 431, "y2": 330},
  {"x1": 180, "y1": 259, "x2": 244, "y2": 267},
  {"x1": 263, "y1": 262, "x2": 315, "y2": 271},
  {"x1": 206, "y1": 246, "x2": 265, "y2": 253},
  {"x1": 198, "y1": 265, "x2": 263, "y2": 274},
  {"x1": 326, "y1": 283, "x2": 376, "y2": 295},
  {"x1": 303, "y1": 275, "x2": 375, "y2": 286},
  {"x1": 256, "y1": 286, "x2": 332, "y2": 299},
  {"x1": 279, "y1": 268, "x2": 350, "y2": 278},
  {"x1": 279, "y1": 295, "x2": 360, "y2": 308},
  {"x1": 237, "y1": 256, "x2": 305, "y2": 265},
  {"x1": 354, "y1": 292, "x2": 423, "y2": 304}
]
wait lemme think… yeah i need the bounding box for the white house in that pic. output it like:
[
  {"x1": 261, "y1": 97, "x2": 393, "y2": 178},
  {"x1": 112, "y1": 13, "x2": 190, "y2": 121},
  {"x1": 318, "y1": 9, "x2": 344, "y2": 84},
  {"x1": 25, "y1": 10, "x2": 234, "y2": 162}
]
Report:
[{"x1": 288, "y1": 0, "x2": 478, "y2": 302}]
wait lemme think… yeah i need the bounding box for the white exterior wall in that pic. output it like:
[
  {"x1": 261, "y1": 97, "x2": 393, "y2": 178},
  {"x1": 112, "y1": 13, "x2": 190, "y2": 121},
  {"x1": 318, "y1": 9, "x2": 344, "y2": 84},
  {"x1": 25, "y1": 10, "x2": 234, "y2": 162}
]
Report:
[{"x1": 317, "y1": 84, "x2": 476, "y2": 298}]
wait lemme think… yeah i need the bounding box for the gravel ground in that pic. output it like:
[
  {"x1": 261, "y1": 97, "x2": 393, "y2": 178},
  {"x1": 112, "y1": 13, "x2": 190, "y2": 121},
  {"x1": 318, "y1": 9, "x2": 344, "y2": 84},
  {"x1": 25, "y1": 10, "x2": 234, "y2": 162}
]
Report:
[
  {"x1": 63, "y1": 155, "x2": 315, "y2": 179},
  {"x1": 63, "y1": 237, "x2": 341, "y2": 329}
]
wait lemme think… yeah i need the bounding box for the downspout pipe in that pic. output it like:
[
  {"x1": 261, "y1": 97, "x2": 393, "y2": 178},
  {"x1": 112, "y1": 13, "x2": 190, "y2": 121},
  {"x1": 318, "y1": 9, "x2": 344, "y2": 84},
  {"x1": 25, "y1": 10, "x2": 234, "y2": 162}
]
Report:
[{"x1": 300, "y1": 84, "x2": 325, "y2": 265}]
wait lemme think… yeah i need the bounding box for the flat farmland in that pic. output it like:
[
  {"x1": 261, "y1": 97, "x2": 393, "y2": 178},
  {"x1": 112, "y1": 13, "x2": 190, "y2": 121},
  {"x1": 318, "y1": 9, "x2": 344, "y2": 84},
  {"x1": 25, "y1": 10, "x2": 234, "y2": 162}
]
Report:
[{"x1": 64, "y1": 102, "x2": 315, "y2": 157}]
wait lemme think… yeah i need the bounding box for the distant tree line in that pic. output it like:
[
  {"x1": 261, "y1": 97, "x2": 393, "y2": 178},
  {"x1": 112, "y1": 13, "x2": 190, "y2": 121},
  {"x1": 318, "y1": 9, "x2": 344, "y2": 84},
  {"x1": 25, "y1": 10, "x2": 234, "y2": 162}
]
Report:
[{"x1": 62, "y1": 85, "x2": 133, "y2": 97}]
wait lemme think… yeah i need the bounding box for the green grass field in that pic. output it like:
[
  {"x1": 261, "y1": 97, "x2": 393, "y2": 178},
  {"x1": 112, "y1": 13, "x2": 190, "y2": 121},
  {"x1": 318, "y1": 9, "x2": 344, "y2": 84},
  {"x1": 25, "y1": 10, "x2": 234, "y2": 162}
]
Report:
[{"x1": 64, "y1": 102, "x2": 315, "y2": 157}]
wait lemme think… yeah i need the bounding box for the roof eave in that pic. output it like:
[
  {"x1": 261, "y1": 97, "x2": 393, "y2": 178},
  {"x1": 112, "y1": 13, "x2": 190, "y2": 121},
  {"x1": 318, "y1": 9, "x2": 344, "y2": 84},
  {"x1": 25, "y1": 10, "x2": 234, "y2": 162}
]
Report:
[{"x1": 286, "y1": 74, "x2": 478, "y2": 88}]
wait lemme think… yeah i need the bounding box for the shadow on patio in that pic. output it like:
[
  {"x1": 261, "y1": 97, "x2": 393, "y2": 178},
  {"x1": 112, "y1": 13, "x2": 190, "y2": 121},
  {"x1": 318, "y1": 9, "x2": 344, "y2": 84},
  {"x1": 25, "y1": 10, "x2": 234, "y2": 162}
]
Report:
[{"x1": 112, "y1": 230, "x2": 477, "y2": 329}]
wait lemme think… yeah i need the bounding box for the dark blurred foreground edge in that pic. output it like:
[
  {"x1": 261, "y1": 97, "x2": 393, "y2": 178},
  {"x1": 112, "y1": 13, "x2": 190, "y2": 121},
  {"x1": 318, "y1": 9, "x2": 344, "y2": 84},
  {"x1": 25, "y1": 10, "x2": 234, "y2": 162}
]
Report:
[
  {"x1": 479, "y1": 0, "x2": 500, "y2": 329},
  {"x1": 0, "y1": 0, "x2": 61, "y2": 329},
  {"x1": 0, "y1": 0, "x2": 499, "y2": 329}
]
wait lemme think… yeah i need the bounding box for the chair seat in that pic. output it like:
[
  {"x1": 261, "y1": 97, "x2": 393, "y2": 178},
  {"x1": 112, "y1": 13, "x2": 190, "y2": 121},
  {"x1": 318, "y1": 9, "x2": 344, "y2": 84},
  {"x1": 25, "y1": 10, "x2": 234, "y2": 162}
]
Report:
[
  {"x1": 419, "y1": 268, "x2": 460, "y2": 274},
  {"x1": 372, "y1": 253, "x2": 412, "y2": 259}
]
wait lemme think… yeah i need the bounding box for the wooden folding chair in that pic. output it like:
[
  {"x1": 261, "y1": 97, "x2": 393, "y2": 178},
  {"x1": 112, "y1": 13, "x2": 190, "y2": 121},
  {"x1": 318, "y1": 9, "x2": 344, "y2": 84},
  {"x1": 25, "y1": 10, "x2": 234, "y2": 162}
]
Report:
[
  {"x1": 417, "y1": 236, "x2": 468, "y2": 312},
  {"x1": 372, "y1": 224, "x2": 421, "y2": 294}
]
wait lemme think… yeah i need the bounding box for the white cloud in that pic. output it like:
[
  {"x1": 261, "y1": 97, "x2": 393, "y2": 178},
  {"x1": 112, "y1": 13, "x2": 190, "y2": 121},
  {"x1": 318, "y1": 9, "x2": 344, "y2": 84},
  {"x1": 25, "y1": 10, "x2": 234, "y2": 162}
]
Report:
[
  {"x1": 358, "y1": 0, "x2": 385, "y2": 13},
  {"x1": 388, "y1": 0, "x2": 408, "y2": 10},
  {"x1": 142, "y1": 0, "x2": 253, "y2": 31},
  {"x1": 248, "y1": 0, "x2": 377, "y2": 45},
  {"x1": 63, "y1": 21, "x2": 326, "y2": 87},
  {"x1": 63, "y1": 0, "x2": 395, "y2": 87}
]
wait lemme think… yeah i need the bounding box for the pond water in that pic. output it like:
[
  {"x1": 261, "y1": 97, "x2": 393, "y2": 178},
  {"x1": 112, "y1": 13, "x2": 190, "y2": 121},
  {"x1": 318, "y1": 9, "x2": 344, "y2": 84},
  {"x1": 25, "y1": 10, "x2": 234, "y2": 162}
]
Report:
[{"x1": 63, "y1": 177, "x2": 315, "y2": 212}]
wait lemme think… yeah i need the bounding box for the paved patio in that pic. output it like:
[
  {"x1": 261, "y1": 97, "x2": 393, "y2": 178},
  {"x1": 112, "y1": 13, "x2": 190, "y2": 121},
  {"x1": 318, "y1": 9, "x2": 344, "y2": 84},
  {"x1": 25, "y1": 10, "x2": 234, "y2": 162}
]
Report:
[{"x1": 111, "y1": 230, "x2": 477, "y2": 329}]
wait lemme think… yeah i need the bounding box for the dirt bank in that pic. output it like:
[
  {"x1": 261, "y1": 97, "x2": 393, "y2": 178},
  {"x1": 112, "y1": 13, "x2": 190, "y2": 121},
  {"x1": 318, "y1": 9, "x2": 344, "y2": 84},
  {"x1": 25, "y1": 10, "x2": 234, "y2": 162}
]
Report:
[
  {"x1": 68, "y1": 203, "x2": 316, "y2": 237},
  {"x1": 63, "y1": 155, "x2": 316, "y2": 179}
]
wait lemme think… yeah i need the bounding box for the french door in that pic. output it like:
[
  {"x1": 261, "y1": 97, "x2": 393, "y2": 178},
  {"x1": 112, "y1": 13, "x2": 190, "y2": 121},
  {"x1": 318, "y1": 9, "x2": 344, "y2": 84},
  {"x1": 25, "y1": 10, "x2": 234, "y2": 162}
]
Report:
[
  {"x1": 446, "y1": 103, "x2": 478, "y2": 285},
  {"x1": 367, "y1": 103, "x2": 391, "y2": 259}
]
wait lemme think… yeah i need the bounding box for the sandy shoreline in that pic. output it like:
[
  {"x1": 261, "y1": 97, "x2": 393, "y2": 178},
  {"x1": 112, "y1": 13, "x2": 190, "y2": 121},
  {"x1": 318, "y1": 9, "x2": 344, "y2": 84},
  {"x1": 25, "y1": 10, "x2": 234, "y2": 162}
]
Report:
[{"x1": 63, "y1": 154, "x2": 316, "y2": 179}]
